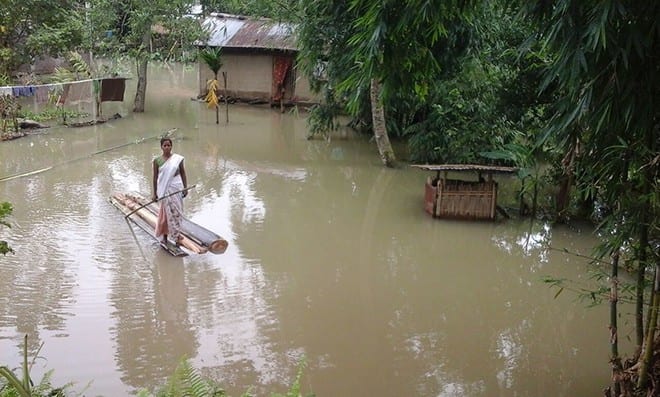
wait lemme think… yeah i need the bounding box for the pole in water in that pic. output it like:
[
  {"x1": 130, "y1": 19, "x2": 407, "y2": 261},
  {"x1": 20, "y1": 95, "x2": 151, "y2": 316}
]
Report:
[{"x1": 124, "y1": 217, "x2": 148, "y2": 262}]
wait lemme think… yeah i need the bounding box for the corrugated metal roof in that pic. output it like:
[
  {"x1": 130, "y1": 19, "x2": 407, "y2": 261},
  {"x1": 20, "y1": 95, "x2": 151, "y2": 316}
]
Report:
[
  {"x1": 411, "y1": 164, "x2": 518, "y2": 173},
  {"x1": 200, "y1": 14, "x2": 297, "y2": 51}
]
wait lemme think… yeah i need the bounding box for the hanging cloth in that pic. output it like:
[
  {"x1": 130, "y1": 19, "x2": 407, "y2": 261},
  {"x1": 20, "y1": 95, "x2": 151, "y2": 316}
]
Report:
[
  {"x1": 272, "y1": 56, "x2": 293, "y2": 101},
  {"x1": 67, "y1": 80, "x2": 93, "y2": 103},
  {"x1": 100, "y1": 78, "x2": 126, "y2": 102},
  {"x1": 35, "y1": 86, "x2": 50, "y2": 103}
]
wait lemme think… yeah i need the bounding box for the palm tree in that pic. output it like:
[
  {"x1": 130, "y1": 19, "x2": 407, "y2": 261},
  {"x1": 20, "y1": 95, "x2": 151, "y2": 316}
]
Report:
[{"x1": 199, "y1": 47, "x2": 223, "y2": 124}]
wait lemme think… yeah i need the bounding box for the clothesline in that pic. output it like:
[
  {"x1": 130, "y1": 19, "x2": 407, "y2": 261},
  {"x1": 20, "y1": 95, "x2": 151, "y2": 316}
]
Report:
[
  {"x1": 0, "y1": 77, "x2": 128, "y2": 91},
  {"x1": 0, "y1": 77, "x2": 128, "y2": 104}
]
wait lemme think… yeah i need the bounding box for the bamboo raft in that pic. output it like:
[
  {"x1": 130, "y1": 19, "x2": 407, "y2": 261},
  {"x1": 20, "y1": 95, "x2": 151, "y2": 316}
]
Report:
[{"x1": 109, "y1": 192, "x2": 228, "y2": 255}]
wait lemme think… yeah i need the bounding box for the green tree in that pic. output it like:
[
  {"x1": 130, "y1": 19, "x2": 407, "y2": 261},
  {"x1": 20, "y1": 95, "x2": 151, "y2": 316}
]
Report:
[
  {"x1": 88, "y1": 0, "x2": 204, "y2": 112},
  {"x1": 405, "y1": 2, "x2": 552, "y2": 168},
  {"x1": 521, "y1": 0, "x2": 659, "y2": 392},
  {"x1": 0, "y1": 0, "x2": 86, "y2": 77},
  {"x1": 298, "y1": 0, "x2": 476, "y2": 167},
  {"x1": 199, "y1": 0, "x2": 295, "y2": 18}
]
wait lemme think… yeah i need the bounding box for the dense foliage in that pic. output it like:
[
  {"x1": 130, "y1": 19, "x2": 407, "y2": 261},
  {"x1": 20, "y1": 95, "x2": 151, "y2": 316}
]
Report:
[
  {"x1": 520, "y1": 1, "x2": 659, "y2": 392},
  {"x1": 297, "y1": 1, "x2": 554, "y2": 168},
  {"x1": 0, "y1": 0, "x2": 86, "y2": 77}
]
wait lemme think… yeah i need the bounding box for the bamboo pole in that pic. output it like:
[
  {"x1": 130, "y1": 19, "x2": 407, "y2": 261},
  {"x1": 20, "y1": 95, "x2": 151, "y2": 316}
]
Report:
[{"x1": 0, "y1": 128, "x2": 178, "y2": 183}]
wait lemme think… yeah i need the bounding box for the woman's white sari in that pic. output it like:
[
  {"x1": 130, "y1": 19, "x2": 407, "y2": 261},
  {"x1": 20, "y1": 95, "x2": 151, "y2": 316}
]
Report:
[{"x1": 155, "y1": 153, "x2": 184, "y2": 243}]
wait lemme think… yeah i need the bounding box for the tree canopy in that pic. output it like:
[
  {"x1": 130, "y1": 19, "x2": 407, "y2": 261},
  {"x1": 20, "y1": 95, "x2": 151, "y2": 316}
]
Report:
[{"x1": 0, "y1": 0, "x2": 86, "y2": 77}]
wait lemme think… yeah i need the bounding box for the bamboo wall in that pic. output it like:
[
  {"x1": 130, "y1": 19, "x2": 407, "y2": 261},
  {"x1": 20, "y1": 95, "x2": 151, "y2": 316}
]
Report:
[{"x1": 425, "y1": 178, "x2": 497, "y2": 220}]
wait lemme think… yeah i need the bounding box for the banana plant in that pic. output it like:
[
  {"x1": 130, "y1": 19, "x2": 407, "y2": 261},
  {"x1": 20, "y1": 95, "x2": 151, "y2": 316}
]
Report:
[{"x1": 199, "y1": 47, "x2": 223, "y2": 124}]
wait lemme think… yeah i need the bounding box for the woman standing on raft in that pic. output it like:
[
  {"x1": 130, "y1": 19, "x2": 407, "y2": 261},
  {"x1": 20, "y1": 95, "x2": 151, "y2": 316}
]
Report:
[{"x1": 152, "y1": 137, "x2": 188, "y2": 247}]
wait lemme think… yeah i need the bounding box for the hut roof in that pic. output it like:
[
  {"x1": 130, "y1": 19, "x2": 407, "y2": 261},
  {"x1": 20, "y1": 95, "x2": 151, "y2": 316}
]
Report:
[
  {"x1": 411, "y1": 164, "x2": 518, "y2": 173},
  {"x1": 199, "y1": 13, "x2": 297, "y2": 51}
]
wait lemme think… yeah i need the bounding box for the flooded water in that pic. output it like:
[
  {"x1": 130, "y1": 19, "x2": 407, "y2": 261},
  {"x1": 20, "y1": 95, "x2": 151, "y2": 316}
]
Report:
[{"x1": 0, "y1": 63, "x2": 631, "y2": 396}]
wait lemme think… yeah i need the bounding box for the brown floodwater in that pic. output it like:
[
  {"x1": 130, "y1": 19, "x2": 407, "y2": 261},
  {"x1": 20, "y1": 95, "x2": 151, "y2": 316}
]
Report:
[{"x1": 0, "y1": 63, "x2": 633, "y2": 396}]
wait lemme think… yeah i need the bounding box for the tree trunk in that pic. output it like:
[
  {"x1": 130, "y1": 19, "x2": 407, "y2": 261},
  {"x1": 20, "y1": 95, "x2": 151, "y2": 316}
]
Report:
[
  {"x1": 369, "y1": 79, "x2": 396, "y2": 167},
  {"x1": 556, "y1": 139, "x2": 578, "y2": 222},
  {"x1": 637, "y1": 250, "x2": 657, "y2": 389},
  {"x1": 133, "y1": 30, "x2": 151, "y2": 113},
  {"x1": 636, "y1": 191, "x2": 654, "y2": 389},
  {"x1": 133, "y1": 57, "x2": 148, "y2": 113},
  {"x1": 609, "y1": 249, "x2": 622, "y2": 396}
]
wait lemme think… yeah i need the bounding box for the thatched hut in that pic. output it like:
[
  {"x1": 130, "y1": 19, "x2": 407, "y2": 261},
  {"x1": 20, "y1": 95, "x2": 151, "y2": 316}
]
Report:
[{"x1": 412, "y1": 164, "x2": 517, "y2": 220}]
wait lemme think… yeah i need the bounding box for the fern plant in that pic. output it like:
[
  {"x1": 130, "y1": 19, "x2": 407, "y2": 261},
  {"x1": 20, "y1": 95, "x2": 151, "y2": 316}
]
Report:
[
  {"x1": 137, "y1": 359, "x2": 226, "y2": 397},
  {"x1": 271, "y1": 360, "x2": 314, "y2": 397},
  {"x1": 137, "y1": 357, "x2": 314, "y2": 397},
  {"x1": 66, "y1": 51, "x2": 92, "y2": 79}
]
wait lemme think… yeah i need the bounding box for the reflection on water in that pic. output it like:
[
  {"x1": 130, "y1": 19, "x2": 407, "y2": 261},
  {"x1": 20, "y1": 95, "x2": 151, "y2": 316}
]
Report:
[
  {"x1": 111, "y1": 256, "x2": 197, "y2": 388},
  {"x1": 0, "y1": 63, "x2": 633, "y2": 396}
]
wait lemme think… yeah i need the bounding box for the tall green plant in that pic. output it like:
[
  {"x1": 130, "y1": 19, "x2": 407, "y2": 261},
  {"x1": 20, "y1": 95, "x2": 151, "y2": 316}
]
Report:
[
  {"x1": 199, "y1": 47, "x2": 223, "y2": 124},
  {"x1": 0, "y1": 334, "x2": 30, "y2": 397},
  {"x1": 0, "y1": 335, "x2": 70, "y2": 397},
  {"x1": 0, "y1": 0, "x2": 86, "y2": 75}
]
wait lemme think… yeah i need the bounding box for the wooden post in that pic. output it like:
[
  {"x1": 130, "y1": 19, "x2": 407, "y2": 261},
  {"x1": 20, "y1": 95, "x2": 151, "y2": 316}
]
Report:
[
  {"x1": 490, "y1": 178, "x2": 497, "y2": 220},
  {"x1": 436, "y1": 172, "x2": 447, "y2": 218},
  {"x1": 223, "y1": 71, "x2": 228, "y2": 123}
]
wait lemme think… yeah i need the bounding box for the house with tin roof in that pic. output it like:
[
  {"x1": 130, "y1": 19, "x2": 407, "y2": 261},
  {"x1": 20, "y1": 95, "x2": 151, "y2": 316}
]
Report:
[{"x1": 197, "y1": 13, "x2": 318, "y2": 107}]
